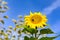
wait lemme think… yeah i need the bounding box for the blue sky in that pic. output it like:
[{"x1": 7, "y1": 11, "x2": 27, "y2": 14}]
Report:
[{"x1": 3, "y1": 0, "x2": 60, "y2": 40}]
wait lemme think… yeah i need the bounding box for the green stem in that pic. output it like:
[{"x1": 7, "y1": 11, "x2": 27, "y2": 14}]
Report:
[
  {"x1": 32, "y1": 34, "x2": 33, "y2": 37},
  {"x1": 35, "y1": 33, "x2": 37, "y2": 40},
  {"x1": 38, "y1": 34, "x2": 41, "y2": 38},
  {"x1": 35, "y1": 29, "x2": 38, "y2": 40},
  {"x1": 35, "y1": 33, "x2": 36, "y2": 38}
]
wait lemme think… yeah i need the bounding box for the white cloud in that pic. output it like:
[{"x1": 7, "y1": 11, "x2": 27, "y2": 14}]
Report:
[
  {"x1": 42, "y1": 0, "x2": 60, "y2": 15},
  {"x1": 51, "y1": 21, "x2": 60, "y2": 33}
]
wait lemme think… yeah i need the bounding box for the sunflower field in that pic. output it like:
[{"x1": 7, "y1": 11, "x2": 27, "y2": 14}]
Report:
[{"x1": 0, "y1": 0, "x2": 60, "y2": 40}]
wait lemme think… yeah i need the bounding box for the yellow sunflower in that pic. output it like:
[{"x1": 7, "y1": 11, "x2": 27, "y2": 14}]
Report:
[{"x1": 24, "y1": 12, "x2": 47, "y2": 29}]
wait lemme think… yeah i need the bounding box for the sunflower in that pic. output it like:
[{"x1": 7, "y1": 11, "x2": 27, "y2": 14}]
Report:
[{"x1": 24, "y1": 12, "x2": 47, "y2": 29}]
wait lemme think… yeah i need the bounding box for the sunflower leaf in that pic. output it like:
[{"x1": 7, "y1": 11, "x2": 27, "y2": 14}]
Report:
[
  {"x1": 23, "y1": 27, "x2": 38, "y2": 34},
  {"x1": 40, "y1": 28, "x2": 54, "y2": 34},
  {"x1": 39, "y1": 37, "x2": 57, "y2": 40},
  {"x1": 27, "y1": 28, "x2": 38, "y2": 34},
  {"x1": 30, "y1": 37, "x2": 35, "y2": 40},
  {"x1": 24, "y1": 36, "x2": 29, "y2": 40}
]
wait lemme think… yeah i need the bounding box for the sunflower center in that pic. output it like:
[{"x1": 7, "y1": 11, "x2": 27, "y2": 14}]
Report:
[{"x1": 31, "y1": 15, "x2": 42, "y2": 24}]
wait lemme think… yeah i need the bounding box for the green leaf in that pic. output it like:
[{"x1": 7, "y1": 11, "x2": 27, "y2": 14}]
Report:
[
  {"x1": 24, "y1": 36, "x2": 29, "y2": 40},
  {"x1": 4, "y1": 16, "x2": 8, "y2": 19},
  {"x1": 28, "y1": 28, "x2": 38, "y2": 34},
  {"x1": 22, "y1": 26, "x2": 38, "y2": 34},
  {"x1": 30, "y1": 37, "x2": 35, "y2": 40},
  {"x1": 22, "y1": 28, "x2": 27, "y2": 33},
  {"x1": 24, "y1": 36, "x2": 37, "y2": 40},
  {"x1": 40, "y1": 28, "x2": 54, "y2": 34},
  {"x1": 39, "y1": 37, "x2": 56, "y2": 40},
  {"x1": 23, "y1": 27, "x2": 38, "y2": 34},
  {"x1": 1, "y1": 20, "x2": 4, "y2": 24}
]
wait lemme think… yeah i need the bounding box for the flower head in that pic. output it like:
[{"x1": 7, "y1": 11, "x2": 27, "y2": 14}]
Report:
[{"x1": 24, "y1": 12, "x2": 47, "y2": 28}]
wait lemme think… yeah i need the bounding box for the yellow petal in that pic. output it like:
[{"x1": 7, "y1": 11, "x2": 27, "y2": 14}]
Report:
[{"x1": 30, "y1": 11, "x2": 33, "y2": 15}]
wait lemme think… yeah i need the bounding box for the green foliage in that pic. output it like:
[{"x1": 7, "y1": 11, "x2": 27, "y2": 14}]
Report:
[
  {"x1": 24, "y1": 36, "x2": 36, "y2": 40},
  {"x1": 30, "y1": 37, "x2": 35, "y2": 40},
  {"x1": 39, "y1": 37, "x2": 57, "y2": 40},
  {"x1": 4, "y1": 16, "x2": 8, "y2": 19},
  {"x1": 22, "y1": 26, "x2": 38, "y2": 34},
  {"x1": 40, "y1": 28, "x2": 54, "y2": 34},
  {"x1": 1, "y1": 20, "x2": 4, "y2": 24},
  {"x1": 24, "y1": 36, "x2": 29, "y2": 40}
]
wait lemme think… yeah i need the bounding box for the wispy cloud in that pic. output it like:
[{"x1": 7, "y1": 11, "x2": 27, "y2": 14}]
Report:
[
  {"x1": 51, "y1": 21, "x2": 60, "y2": 33},
  {"x1": 42, "y1": 0, "x2": 60, "y2": 15}
]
